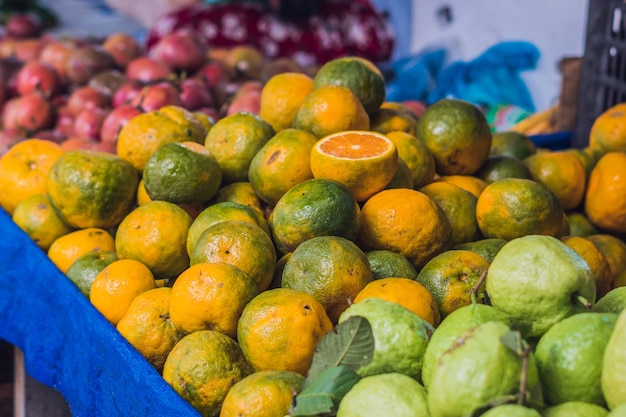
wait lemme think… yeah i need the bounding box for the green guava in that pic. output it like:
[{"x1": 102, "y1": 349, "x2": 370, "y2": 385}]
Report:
[
  {"x1": 608, "y1": 404, "x2": 626, "y2": 416},
  {"x1": 486, "y1": 235, "x2": 596, "y2": 338},
  {"x1": 336, "y1": 373, "x2": 429, "y2": 417},
  {"x1": 542, "y1": 401, "x2": 609, "y2": 417},
  {"x1": 535, "y1": 312, "x2": 617, "y2": 406},
  {"x1": 602, "y1": 309, "x2": 626, "y2": 409},
  {"x1": 421, "y1": 302, "x2": 510, "y2": 389},
  {"x1": 427, "y1": 321, "x2": 543, "y2": 417},
  {"x1": 594, "y1": 287, "x2": 626, "y2": 314},
  {"x1": 481, "y1": 404, "x2": 542, "y2": 417},
  {"x1": 338, "y1": 298, "x2": 434, "y2": 380}
]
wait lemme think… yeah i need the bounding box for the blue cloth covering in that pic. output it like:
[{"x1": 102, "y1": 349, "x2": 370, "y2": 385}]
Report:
[{"x1": 0, "y1": 209, "x2": 200, "y2": 417}]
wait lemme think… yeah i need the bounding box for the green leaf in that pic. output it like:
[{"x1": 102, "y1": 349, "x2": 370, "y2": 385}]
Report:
[
  {"x1": 305, "y1": 316, "x2": 374, "y2": 386},
  {"x1": 290, "y1": 366, "x2": 361, "y2": 417},
  {"x1": 500, "y1": 330, "x2": 526, "y2": 356}
]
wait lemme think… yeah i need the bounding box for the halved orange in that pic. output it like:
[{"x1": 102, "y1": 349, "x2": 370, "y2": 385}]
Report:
[{"x1": 310, "y1": 130, "x2": 398, "y2": 202}]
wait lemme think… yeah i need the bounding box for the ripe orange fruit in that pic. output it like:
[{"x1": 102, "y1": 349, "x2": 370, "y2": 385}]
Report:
[
  {"x1": 0, "y1": 138, "x2": 65, "y2": 215},
  {"x1": 89, "y1": 259, "x2": 157, "y2": 325},
  {"x1": 358, "y1": 188, "x2": 453, "y2": 269},
  {"x1": 561, "y1": 235, "x2": 612, "y2": 298},
  {"x1": 220, "y1": 370, "x2": 304, "y2": 417},
  {"x1": 415, "y1": 98, "x2": 492, "y2": 175},
  {"x1": 489, "y1": 131, "x2": 536, "y2": 159},
  {"x1": 116, "y1": 287, "x2": 184, "y2": 373},
  {"x1": 117, "y1": 105, "x2": 207, "y2": 171},
  {"x1": 268, "y1": 178, "x2": 360, "y2": 255},
  {"x1": 369, "y1": 106, "x2": 417, "y2": 135},
  {"x1": 210, "y1": 181, "x2": 265, "y2": 216},
  {"x1": 115, "y1": 201, "x2": 193, "y2": 279},
  {"x1": 310, "y1": 130, "x2": 398, "y2": 202},
  {"x1": 476, "y1": 178, "x2": 563, "y2": 240},
  {"x1": 142, "y1": 141, "x2": 222, "y2": 204},
  {"x1": 136, "y1": 178, "x2": 204, "y2": 220},
  {"x1": 312, "y1": 56, "x2": 386, "y2": 115},
  {"x1": 585, "y1": 152, "x2": 626, "y2": 233},
  {"x1": 281, "y1": 235, "x2": 373, "y2": 323},
  {"x1": 453, "y1": 238, "x2": 507, "y2": 264},
  {"x1": 419, "y1": 181, "x2": 482, "y2": 247},
  {"x1": 385, "y1": 157, "x2": 414, "y2": 190},
  {"x1": 169, "y1": 262, "x2": 258, "y2": 338},
  {"x1": 163, "y1": 330, "x2": 253, "y2": 417},
  {"x1": 385, "y1": 131, "x2": 436, "y2": 189},
  {"x1": 416, "y1": 249, "x2": 490, "y2": 318},
  {"x1": 587, "y1": 234, "x2": 626, "y2": 289},
  {"x1": 436, "y1": 175, "x2": 488, "y2": 198},
  {"x1": 588, "y1": 103, "x2": 626, "y2": 154},
  {"x1": 292, "y1": 85, "x2": 370, "y2": 138},
  {"x1": 204, "y1": 112, "x2": 275, "y2": 184},
  {"x1": 354, "y1": 277, "x2": 440, "y2": 327},
  {"x1": 46, "y1": 150, "x2": 139, "y2": 229},
  {"x1": 189, "y1": 220, "x2": 277, "y2": 292},
  {"x1": 566, "y1": 211, "x2": 599, "y2": 237},
  {"x1": 475, "y1": 155, "x2": 532, "y2": 184},
  {"x1": 237, "y1": 288, "x2": 333, "y2": 375},
  {"x1": 248, "y1": 128, "x2": 318, "y2": 206},
  {"x1": 12, "y1": 193, "x2": 74, "y2": 251},
  {"x1": 523, "y1": 150, "x2": 587, "y2": 211},
  {"x1": 259, "y1": 72, "x2": 314, "y2": 132},
  {"x1": 186, "y1": 201, "x2": 269, "y2": 256},
  {"x1": 365, "y1": 249, "x2": 418, "y2": 281},
  {"x1": 65, "y1": 250, "x2": 118, "y2": 297},
  {"x1": 48, "y1": 227, "x2": 115, "y2": 274}
]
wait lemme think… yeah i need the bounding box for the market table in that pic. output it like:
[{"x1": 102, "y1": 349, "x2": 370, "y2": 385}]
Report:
[{"x1": 0, "y1": 209, "x2": 201, "y2": 417}]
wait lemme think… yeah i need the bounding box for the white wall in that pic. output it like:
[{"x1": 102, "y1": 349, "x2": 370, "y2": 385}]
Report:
[{"x1": 409, "y1": 0, "x2": 590, "y2": 111}]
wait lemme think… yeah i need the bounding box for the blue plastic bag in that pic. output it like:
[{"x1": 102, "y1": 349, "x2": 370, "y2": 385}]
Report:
[
  {"x1": 385, "y1": 48, "x2": 447, "y2": 103},
  {"x1": 427, "y1": 41, "x2": 540, "y2": 112}
]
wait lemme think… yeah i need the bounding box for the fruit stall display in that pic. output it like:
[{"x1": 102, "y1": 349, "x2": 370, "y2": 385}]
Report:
[{"x1": 3, "y1": 20, "x2": 626, "y2": 417}]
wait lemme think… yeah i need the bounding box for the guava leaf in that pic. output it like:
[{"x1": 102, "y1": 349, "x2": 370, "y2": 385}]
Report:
[
  {"x1": 500, "y1": 330, "x2": 528, "y2": 356},
  {"x1": 290, "y1": 365, "x2": 361, "y2": 416},
  {"x1": 305, "y1": 316, "x2": 374, "y2": 386}
]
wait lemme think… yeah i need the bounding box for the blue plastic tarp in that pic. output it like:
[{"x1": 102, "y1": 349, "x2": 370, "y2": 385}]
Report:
[{"x1": 0, "y1": 209, "x2": 200, "y2": 417}]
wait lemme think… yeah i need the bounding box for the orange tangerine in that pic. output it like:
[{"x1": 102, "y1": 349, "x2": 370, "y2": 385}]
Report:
[{"x1": 310, "y1": 130, "x2": 398, "y2": 202}]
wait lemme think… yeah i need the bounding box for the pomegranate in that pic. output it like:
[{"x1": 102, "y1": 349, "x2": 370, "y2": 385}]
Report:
[
  {"x1": 2, "y1": 92, "x2": 54, "y2": 132},
  {"x1": 60, "y1": 136, "x2": 101, "y2": 151},
  {"x1": 102, "y1": 32, "x2": 142, "y2": 69},
  {"x1": 131, "y1": 81, "x2": 181, "y2": 112},
  {"x1": 10, "y1": 39, "x2": 44, "y2": 63},
  {"x1": 5, "y1": 13, "x2": 43, "y2": 39},
  {"x1": 88, "y1": 69, "x2": 127, "y2": 97},
  {"x1": 54, "y1": 106, "x2": 76, "y2": 137},
  {"x1": 100, "y1": 104, "x2": 143, "y2": 144},
  {"x1": 73, "y1": 107, "x2": 108, "y2": 140},
  {"x1": 226, "y1": 89, "x2": 261, "y2": 116},
  {"x1": 194, "y1": 60, "x2": 229, "y2": 89},
  {"x1": 178, "y1": 77, "x2": 214, "y2": 110},
  {"x1": 112, "y1": 80, "x2": 143, "y2": 108},
  {"x1": 32, "y1": 129, "x2": 67, "y2": 144},
  {"x1": 15, "y1": 61, "x2": 61, "y2": 98},
  {"x1": 125, "y1": 56, "x2": 173, "y2": 84},
  {"x1": 149, "y1": 29, "x2": 208, "y2": 73},
  {"x1": 65, "y1": 45, "x2": 116, "y2": 86},
  {"x1": 66, "y1": 86, "x2": 111, "y2": 116},
  {"x1": 39, "y1": 40, "x2": 76, "y2": 83},
  {"x1": 0, "y1": 128, "x2": 26, "y2": 156}
]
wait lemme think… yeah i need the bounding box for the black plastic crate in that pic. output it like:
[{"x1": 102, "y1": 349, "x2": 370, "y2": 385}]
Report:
[{"x1": 574, "y1": 0, "x2": 626, "y2": 147}]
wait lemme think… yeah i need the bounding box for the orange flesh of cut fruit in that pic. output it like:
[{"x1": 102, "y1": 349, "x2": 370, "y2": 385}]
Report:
[{"x1": 318, "y1": 132, "x2": 391, "y2": 159}]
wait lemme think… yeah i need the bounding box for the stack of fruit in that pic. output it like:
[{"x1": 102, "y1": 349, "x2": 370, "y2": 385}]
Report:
[{"x1": 3, "y1": 26, "x2": 626, "y2": 417}]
